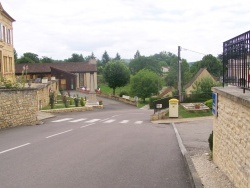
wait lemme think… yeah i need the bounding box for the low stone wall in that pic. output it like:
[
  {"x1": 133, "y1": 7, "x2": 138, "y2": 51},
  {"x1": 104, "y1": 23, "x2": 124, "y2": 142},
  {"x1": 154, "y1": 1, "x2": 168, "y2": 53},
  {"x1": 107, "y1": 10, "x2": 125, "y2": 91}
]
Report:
[
  {"x1": 41, "y1": 105, "x2": 103, "y2": 113},
  {"x1": 212, "y1": 87, "x2": 250, "y2": 188},
  {"x1": 150, "y1": 109, "x2": 169, "y2": 121},
  {"x1": 97, "y1": 93, "x2": 137, "y2": 106},
  {"x1": 0, "y1": 81, "x2": 58, "y2": 129}
]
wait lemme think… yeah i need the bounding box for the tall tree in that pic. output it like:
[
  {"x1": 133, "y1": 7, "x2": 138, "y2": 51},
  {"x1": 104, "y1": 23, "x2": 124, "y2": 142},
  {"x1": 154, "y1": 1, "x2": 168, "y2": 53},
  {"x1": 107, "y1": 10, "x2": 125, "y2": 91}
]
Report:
[
  {"x1": 65, "y1": 53, "x2": 85, "y2": 62},
  {"x1": 14, "y1": 49, "x2": 18, "y2": 64},
  {"x1": 103, "y1": 60, "x2": 130, "y2": 95},
  {"x1": 17, "y1": 52, "x2": 40, "y2": 64},
  {"x1": 114, "y1": 53, "x2": 121, "y2": 60},
  {"x1": 200, "y1": 54, "x2": 222, "y2": 77},
  {"x1": 85, "y1": 52, "x2": 96, "y2": 61},
  {"x1": 129, "y1": 56, "x2": 162, "y2": 75},
  {"x1": 130, "y1": 69, "x2": 161, "y2": 102},
  {"x1": 40, "y1": 56, "x2": 54, "y2": 63},
  {"x1": 134, "y1": 50, "x2": 141, "y2": 59},
  {"x1": 102, "y1": 51, "x2": 110, "y2": 64}
]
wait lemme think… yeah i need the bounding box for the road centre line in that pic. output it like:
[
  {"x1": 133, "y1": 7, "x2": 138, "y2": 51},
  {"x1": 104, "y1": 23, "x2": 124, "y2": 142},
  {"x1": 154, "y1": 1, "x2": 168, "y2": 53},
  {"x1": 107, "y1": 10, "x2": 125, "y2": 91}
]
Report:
[
  {"x1": 80, "y1": 123, "x2": 95, "y2": 128},
  {"x1": 46, "y1": 129, "x2": 73, "y2": 138},
  {"x1": 0, "y1": 143, "x2": 31, "y2": 154}
]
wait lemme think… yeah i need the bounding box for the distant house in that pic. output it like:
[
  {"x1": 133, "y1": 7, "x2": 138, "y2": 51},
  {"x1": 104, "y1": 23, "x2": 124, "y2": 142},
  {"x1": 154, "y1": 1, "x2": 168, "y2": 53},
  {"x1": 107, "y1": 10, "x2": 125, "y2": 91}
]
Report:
[
  {"x1": 0, "y1": 3, "x2": 15, "y2": 82},
  {"x1": 184, "y1": 68, "x2": 216, "y2": 95},
  {"x1": 15, "y1": 61, "x2": 97, "y2": 90}
]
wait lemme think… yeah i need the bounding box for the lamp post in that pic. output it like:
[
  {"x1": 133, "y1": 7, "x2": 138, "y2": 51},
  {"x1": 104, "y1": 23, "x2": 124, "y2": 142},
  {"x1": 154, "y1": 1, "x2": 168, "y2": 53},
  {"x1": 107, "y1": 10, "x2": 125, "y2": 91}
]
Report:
[{"x1": 178, "y1": 46, "x2": 182, "y2": 102}]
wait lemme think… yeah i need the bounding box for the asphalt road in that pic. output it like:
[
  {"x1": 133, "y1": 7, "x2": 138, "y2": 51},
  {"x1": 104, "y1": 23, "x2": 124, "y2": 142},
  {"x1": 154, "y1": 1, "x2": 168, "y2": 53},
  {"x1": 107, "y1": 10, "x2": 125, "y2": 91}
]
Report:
[{"x1": 0, "y1": 97, "x2": 191, "y2": 188}]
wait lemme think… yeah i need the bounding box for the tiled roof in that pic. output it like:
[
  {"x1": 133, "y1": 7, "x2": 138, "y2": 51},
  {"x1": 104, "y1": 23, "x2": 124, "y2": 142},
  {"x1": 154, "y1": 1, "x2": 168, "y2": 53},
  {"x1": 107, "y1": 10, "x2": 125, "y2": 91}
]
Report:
[
  {"x1": 15, "y1": 62, "x2": 97, "y2": 74},
  {"x1": 183, "y1": 68, "x2": 207, "y2": 89}
]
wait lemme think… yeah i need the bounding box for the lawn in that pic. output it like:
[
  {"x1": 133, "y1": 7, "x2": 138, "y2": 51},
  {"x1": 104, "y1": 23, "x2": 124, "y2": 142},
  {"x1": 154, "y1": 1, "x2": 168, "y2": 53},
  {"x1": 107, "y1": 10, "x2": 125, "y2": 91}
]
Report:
[{"x1": 177, "y1": 105, "x2": 212, "y2": 118}]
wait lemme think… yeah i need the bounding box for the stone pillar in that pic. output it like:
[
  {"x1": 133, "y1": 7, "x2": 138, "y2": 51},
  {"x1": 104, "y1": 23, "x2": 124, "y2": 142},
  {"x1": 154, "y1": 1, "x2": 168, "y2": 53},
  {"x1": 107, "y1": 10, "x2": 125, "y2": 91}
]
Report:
[{"x1": 86, "y1": 73, "x2": 98, "y2": 106}]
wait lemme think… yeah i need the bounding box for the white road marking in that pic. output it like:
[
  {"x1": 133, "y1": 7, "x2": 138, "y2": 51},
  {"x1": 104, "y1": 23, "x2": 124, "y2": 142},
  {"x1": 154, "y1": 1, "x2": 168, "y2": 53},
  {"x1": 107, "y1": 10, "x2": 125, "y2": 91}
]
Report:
[
  {"x1": 135, "y1": 121, "x2": 143, "y2": 124},
  {"x1": 52, "y1": 118, "x2": 73, "y2": 122},
  {"x1": 120, "y1": 120, "x2": 129, "y2": 124},
  {"x1": 103, "y1": 119, "x2": 115, "y2": 123},
  {"x1": 85, "y1": 119, "x2": 100, "y2": 123},
  {"x1": 81, "y1": 123, "x2": 95, "y2": 128},
  {"x1": 46, "y1": 129, "x2": 73, "y2": 138},
  {"x1": 100, "y1": 118, "x2": 110, "y2": 122},
  {"x1": 0, "y1": 143, "x2": 31, "y2": 154},
  {"x1": 69, "y1": 118, "x2": 86, "y2": 123}
]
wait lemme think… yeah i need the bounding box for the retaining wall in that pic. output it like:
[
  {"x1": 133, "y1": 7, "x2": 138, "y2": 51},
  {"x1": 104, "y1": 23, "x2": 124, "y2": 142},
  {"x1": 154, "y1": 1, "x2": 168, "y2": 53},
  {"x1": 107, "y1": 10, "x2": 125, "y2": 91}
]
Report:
[{"x1": 212, "y1": 87, "x2": 250, "y2": 188}]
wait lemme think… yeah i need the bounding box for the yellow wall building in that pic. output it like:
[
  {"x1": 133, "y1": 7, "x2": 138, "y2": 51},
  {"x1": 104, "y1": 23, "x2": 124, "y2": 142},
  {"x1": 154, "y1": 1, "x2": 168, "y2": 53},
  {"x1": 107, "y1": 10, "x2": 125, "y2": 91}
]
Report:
[{"x1": 0, "y1": 3, "x2": 15, "y2": 81}]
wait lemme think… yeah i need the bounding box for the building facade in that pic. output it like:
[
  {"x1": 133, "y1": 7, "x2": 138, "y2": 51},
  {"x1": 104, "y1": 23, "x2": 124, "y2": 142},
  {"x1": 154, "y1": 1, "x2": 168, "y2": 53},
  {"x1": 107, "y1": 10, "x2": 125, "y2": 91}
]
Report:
[{"x1": 0, "y1": 3, "x2": 15, "y2": 82}]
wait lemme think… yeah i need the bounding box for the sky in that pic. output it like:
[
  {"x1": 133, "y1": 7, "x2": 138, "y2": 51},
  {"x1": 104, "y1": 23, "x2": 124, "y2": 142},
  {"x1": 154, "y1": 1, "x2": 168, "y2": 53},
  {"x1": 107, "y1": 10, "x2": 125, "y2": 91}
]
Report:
[{"x1": 1, "y1": 0, "x2": 250, "y2": 62}]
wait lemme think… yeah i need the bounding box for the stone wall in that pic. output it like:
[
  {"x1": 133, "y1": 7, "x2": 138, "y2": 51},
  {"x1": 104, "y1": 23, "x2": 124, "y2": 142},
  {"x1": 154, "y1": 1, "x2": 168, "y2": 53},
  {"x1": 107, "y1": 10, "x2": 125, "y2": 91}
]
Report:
[
  {"x1": 97, "y1": 93, "x2": 137, "y2": 106},
  {"x1": 212, "y1": 87, "x2": 250, "y2": 188},
  {"x1": 0, "y1": 81, "x2": 58, "y2": 129}
]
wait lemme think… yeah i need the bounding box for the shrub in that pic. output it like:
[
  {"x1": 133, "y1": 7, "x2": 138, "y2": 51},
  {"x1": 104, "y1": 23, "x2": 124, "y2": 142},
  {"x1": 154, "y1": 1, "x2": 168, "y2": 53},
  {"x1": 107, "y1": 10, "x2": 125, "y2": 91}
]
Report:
[
  {"x1": 119, "y1": 90, "x2": 129, "y2": 97},
  {"x1": 49, "y1": 92, "x2": 55, "y2": 109},
  {"x1": 205, "y1": 99, "x2": 212, "y2": 109},
  {"x1": 208, "y1": 131, "x2": 213, "y2": 151},
  {"x1": 80, "y1": 97, "x2": 85, "y2": 106},
  {"x1": 69, "y1": 98, "x2": 74, "y2": 105}
]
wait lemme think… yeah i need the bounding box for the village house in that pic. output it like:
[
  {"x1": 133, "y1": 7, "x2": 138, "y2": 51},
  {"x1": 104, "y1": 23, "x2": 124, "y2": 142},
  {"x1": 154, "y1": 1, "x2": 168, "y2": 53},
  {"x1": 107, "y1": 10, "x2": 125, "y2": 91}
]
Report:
[
  {"x1": 15, "y1": 61, "x2": 97, "y2": 91},
  {"x1": 0, "y1": 3, "x2": 15, "y2": 82}
]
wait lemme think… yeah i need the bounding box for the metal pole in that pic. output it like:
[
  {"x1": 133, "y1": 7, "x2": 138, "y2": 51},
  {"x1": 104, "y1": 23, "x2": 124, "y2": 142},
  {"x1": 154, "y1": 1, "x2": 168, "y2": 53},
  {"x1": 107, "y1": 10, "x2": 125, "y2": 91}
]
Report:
[{"x1": 178, "y1": 46, "x2": 181, "y2": 101}]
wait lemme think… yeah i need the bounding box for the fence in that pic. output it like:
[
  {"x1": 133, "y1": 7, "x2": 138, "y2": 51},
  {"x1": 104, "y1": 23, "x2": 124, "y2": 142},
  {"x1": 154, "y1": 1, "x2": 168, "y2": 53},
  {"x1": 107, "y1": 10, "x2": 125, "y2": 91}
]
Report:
[{"x1": 223, "y1": 30, "x2": 250, "y2": 93}]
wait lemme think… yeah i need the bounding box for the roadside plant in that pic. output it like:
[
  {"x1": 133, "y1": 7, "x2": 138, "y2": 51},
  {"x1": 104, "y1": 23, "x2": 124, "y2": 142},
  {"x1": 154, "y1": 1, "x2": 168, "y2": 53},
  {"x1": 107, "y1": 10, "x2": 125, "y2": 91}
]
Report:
[
  {"x1": 74, "y1": 95, "x2": 79, "y2": 107},
  {"x1": 49, "y1": 91, "x2": 55, "y2": 109},
  {"x1": 80, "y1": 97, "x2": 85, "y2": 106}
]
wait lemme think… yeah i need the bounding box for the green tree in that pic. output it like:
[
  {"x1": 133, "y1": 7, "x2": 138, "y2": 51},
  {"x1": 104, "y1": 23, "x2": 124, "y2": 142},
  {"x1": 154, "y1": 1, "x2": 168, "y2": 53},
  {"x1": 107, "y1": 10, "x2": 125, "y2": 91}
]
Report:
[
  {"x1": 65, "y1": 53, "x2": 85, "y2": 62},
  {"x1": 85, "y1": 52, "x2": 96, "y2": 61},
  {"x1": 130, "y1": 69, "x2": 161, "y2": 102},
  {"x1": 102, "y1": 51, "x2": 110, "y2": 64},
  {"x1": 14, "y1": 49, "x2": 18, "y2": 63},
  {"x1": 134, "y1": 50, "x2": 141, "y2": 59},
  {"x1": 114, "y1": 53, "x2": 121, "y2": 60},
  {"x1": 129, "y1": 56, "x2": 162, "y2": 75},
  {"x1": 17, "y1": 52, "x2": 40, "y2": 64},
  {"x1": 200, "y1": 54, "x2": 222, "y2": 77},
  {"x1": 40, "y1": 56, "x2": 54, "y2": 63},
  {"x1": 191, "y1": 77, "x2": 218, "y2": 94},
  {"x1": 103, "y1": 60, "x2": 130, "y2": 95}
]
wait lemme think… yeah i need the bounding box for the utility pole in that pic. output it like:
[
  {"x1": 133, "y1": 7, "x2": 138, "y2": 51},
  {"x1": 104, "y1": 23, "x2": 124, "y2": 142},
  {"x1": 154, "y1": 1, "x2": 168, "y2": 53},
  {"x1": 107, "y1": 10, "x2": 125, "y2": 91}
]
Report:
[{"x1": 178, "y1": 46, "x2": 181, "y2": 102}]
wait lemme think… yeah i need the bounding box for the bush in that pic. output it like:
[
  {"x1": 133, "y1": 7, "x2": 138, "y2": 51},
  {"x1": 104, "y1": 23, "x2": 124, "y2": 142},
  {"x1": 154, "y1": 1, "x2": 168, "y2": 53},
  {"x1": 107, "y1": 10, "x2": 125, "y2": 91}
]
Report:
[
  {"x1": 80, "y1": 97, "x2": 85, "y2": 106},
  {"x1": 119, "y1": 90, "x2": 129, "y2": 97},
  {"x1": 205, "y1": 99, "x2": 212, "y2": 109},
  {"x1": 208, "y1": 131, "x2": 213, "y2": 151}
]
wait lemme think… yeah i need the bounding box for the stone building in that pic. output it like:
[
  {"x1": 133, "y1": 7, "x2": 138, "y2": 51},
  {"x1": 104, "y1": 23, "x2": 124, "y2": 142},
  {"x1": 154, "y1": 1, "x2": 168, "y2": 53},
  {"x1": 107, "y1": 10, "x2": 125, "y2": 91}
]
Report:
[{"x1": 0, "y1": 3, "x2": 15, "y2": 82}]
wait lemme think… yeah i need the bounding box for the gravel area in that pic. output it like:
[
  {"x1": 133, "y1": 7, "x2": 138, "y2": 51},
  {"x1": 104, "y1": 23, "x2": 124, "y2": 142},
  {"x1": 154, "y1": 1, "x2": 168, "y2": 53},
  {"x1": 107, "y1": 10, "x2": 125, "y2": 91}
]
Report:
[{"x1": 191, "y1": 153, "x2": 235, "y2": 188}]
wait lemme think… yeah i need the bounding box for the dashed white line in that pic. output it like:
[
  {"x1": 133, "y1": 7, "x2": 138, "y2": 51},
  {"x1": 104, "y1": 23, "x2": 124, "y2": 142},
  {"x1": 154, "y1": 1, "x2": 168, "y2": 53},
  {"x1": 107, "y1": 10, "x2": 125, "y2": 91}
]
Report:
[
  {"x1": 85, "y1": 119, "x2": 100, "y2": 123},
  {"x1": 135, "y1": 121, "x2": 143, "y2": 124},
  {"x1": 46, "y1": 129, "x2": 73, "y2": 138},
  {"x1": 103, "y1": 119, "x2": 115, "y2": 123},
  {"x1": 0, "y1": 143, "x2": 31, "y2": 154},
  {"x1": 120, "y1": 120, "x2": 129, "y2": 124},
  {"x1": 80, "y1": 123, "x2": 95, "y2": 128},
  {"x1": 52, "y1": 118, "x2": 73, "y2": 122},
  {"x1": 69, "y1": 118, "x2": 86, "y2": 123}
]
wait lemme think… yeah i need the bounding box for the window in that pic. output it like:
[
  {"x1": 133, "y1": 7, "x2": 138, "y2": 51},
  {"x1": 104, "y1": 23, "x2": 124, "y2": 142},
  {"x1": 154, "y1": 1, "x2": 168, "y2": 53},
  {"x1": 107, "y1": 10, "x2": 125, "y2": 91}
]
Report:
[
  {"x1": 3, "y1": 26, "x2": 6, "y2": 42},
  {"x1": 3, "y1": 56, "x2": 7, "y2": 72},
  {"x1": 0, "y1": 23, "x2": 2, "y2": 41},
  {"x1": 9, "y1": 57, "x2": 12, "y2": 72}
]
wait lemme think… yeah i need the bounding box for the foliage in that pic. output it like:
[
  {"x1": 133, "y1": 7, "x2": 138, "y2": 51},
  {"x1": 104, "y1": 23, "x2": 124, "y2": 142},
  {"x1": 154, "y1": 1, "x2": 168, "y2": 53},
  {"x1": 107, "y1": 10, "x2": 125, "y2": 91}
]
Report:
[
  {"x1": 74, "y1": 96, "x2": 79, "y2": 107},
  {"x1": 64, "y1": 53, "x2": 85, "y2": 62},
  {"x1": 204, "y1": 99, "x2": 213, "y2": 109},
  {"x1": 49, "y1": 92, "x2": 55, "y2": 109},
  {"x1": 119, "y1": 90, "x2": 129, "y2": 97},
  {"x1": 80, "y1": 97, "x2": 85, "y2": 106},
  {"x1": 17, "y1": 52, "x2": 40, "y2": 64},
  {"x1": 190, "y1": 54, "x2": 222, "y2": 77},
  {"x1": 134, "y1": 50, "x2": 141, "y2": 59},
  {"x1": 103, "y1": 60, "x2": 130, "y2": 95},
  {"x1": 191, "y1": 77, "x2": 218, "y2": 94},
  {"x1": 130, "y1": 69, "x2": 161, "y2": 102},
  {"x1": 129, "y1": 56, "x2": 162, "y2": 75},
  {"x1": 114, "y1": 53, "x2": 121, "y2": 60},
  {"x1": 62, "y1": 95, "x2": 69, "y2": 108},
  {"x1": 40, "y1": 56, "x2": 54, "y2": 63},
  {"x1": 85, "y1": 52, "x2": 96, "y2": 61},
  {"x1": 208, "y1": 131, "x2": 213, "y2": 151},
  {"x1": 102, "y1": 51, "x2": 110, "y2": 64}
]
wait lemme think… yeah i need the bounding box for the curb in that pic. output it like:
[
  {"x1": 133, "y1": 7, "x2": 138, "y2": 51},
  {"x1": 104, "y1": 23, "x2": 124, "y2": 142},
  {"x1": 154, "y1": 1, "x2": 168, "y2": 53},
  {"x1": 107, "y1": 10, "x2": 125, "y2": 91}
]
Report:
[{"x1": 172, "y1": 122, "x2": 203, "y2": 188}]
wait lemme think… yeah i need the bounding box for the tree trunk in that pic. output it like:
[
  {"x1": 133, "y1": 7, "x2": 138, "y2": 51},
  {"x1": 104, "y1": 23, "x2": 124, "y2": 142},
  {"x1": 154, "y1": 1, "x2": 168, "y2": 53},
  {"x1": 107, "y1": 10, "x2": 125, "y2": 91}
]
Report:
[{"x1": 113, "y1": 88, "x2": 116, "y2": 95}]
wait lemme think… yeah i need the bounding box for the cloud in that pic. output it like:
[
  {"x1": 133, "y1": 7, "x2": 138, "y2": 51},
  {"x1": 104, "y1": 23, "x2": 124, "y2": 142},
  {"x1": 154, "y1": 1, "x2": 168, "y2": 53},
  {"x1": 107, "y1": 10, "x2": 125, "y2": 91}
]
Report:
[{"x1": 1, "y1": 0, "x2": 250, "y2": 62}]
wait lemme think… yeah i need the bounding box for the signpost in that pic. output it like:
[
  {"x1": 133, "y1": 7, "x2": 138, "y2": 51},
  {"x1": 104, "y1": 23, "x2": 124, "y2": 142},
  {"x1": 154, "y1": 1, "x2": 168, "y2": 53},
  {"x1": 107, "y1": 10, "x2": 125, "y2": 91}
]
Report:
[{"x1": 212, "y1": 93, "x2": 218, "y2": 116}]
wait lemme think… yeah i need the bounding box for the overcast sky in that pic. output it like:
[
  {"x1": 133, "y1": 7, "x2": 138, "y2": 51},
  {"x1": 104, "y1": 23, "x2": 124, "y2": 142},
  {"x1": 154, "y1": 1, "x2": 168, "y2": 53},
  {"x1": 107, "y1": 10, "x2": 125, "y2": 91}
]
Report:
[{"x1": 1, "y1": 0, "x2": 250, "y2": 62}]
